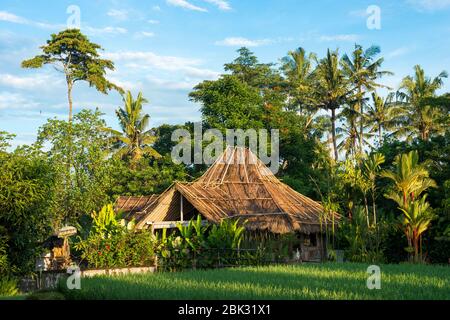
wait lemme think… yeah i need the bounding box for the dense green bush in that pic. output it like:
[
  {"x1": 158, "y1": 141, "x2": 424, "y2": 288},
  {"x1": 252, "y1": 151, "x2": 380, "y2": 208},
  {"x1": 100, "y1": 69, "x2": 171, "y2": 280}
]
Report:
[
  {"x1": 74, "y1": 231, "x2": 154, "y2": 269},
  {"x1": 155, "y1": 217, "x2": 265, "y2": 271},
  {"x1": 0, "y1": 233, "x2": 18, "y2": 296},
  {"x1": 73, "y1": 204, "x2": 155, "y2": 269},
  {"x1": 337, "y1": 207, "x2": 391, "y2": 263},
  {"x1": 0, "y1": 145, "x2": 54, "y2": 275}
]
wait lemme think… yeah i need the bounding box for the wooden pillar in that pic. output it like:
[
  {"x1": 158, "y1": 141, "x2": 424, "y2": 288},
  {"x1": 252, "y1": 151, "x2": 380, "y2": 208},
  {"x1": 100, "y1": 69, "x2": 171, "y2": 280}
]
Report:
[
  {"x1": 180, "y1": 195, "x2": 184, "y2": 222},
  {"x1": 150, "y1": 223, "x2": 155, "y2": 235}
]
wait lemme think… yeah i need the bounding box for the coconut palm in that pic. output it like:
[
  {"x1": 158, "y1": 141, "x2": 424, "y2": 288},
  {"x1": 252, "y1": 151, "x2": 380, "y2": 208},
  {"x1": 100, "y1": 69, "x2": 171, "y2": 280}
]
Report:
[
  {"x1": 337, "y1": 118, "x2": 373, "y2": 158},
  {"x1": 105, "y1": 91, "x2": 161, "y2": 166},
  {"x1": 367, "y1": 92, "x2": 403, "y2": 146},
  {"x1": 314, "y1": 49, "x2": 351, "y2": 161},
  {"x1": 341, "y1": 45, "x2": 393, "y2": 152},
  {"x1": 396, "y1": 65, "x2": 448, "y2": 141},
  {"x1": 398, "y1": 195, "x2": 435, "y2": 262},
  {"x1": 281, "y1": 47, "x2": 317, "y2": 118},
  {"x1": 381, "y1": 150, "x2": 436, "y2": 209}
]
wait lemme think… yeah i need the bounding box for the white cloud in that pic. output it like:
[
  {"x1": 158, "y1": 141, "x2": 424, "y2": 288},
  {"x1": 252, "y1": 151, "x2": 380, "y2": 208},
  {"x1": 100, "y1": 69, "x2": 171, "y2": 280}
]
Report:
[
  {"x1": 0, "y1": 73, "x2": 63, "y2": 90},
  {"x1": 203, "y1": 0, "x2": 232, "y2": 11},
  {"x1": 103, "y1": 51, "x2": 203, "y2": 72},
  {"x1": 319, "y1": 34, "x2": 360, "y2": 42},
  {"x1": 386, "y1": 47, "x2": 411, "y2": 59},
  {"x1": 215, "y1": 37, "x2": 273, "y2": 47},
  {"x1": 103, "y1": 51, "x2": 220, "y2": 92},
  {"x1": 107, "y1": 9, "x2": 129, "y2": 20},
  {"x1": 147, "y1": 76, "x2": 197, "y2": 90},
  {"x1": 135, "y1": 31, "x2": 155, "y2": 38},
  {"x1": 84, "y1": 26, "x2": 128, "y2": 36},
  {"x1": 107, "y1": 76, "x2": 144, "y2": 91},
  {"x1": 0, "y1": 11, "x2": 28, "y2": 24},
  {"x1": 148, "y1": 19, "x2": 160, "y2": 24},
  {"x1": 0, "y1": 92, "x2": 40, "y2": 110},
  {"x1": 407, "y1": 0, "x2": 450, "y2": 11},
  {"x1": 0, "y1": 10, "x2": 127, "y2": 36},
  {"x1": 166, "y1": 0, "x2": 208, "y2": 12},
  {"x1": 183, "y1": 67, "x2": 220, "y2": 79},
  {"x1": 0, "y1": 10, "x2": 63, "y2": 30},
  {"x1": 153, "y1": 5, "x2": 162, "y2": 11}
]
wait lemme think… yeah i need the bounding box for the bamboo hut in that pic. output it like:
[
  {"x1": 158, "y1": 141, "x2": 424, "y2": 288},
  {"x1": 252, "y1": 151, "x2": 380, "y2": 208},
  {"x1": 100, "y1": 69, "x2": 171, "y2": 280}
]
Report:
[{"x1": 120, "y1": 146, "x2": 339, "y2": 261}]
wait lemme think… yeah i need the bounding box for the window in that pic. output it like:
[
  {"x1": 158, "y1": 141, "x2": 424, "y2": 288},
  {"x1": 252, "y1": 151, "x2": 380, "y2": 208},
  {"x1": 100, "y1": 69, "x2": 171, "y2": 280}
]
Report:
[{"x1": 303, "y1": 233, "x2": 317, "y2": 247}]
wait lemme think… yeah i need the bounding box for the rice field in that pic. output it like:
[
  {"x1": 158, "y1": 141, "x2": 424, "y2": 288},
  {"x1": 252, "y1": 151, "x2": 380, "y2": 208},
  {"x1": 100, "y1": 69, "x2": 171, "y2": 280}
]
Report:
[{"x1": 60, "y1": 262, "x2": 450, "y2": 300}]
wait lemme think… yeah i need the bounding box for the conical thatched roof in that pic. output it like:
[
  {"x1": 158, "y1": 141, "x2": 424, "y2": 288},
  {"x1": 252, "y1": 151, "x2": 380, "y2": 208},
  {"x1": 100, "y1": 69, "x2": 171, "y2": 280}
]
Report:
[{"x1": 133, "y1": 146, "x2": 339, "y2": 234}]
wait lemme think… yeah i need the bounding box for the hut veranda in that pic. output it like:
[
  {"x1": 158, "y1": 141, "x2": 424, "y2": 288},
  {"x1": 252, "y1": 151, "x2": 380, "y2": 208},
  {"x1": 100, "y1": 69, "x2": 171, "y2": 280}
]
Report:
[{"x1": 115, "y1": 146, "x2": 339, "y2": 262}]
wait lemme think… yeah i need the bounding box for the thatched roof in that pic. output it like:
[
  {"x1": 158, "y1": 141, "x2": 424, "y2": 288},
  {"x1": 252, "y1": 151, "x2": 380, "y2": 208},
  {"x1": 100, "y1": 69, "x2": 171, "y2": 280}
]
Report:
[
  {"x1": 133, "y1": 147, "x2": 339, "y2": 234},
  {"x1": 114, "y1": 195, "x2": 159, "y2": 222}
]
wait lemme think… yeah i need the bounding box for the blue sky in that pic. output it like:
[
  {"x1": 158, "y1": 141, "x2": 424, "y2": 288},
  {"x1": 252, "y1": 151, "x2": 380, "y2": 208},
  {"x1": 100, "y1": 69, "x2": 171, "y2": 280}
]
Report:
[{"x1": 1, "y1": 0, "x2": 450, "y2": 148}]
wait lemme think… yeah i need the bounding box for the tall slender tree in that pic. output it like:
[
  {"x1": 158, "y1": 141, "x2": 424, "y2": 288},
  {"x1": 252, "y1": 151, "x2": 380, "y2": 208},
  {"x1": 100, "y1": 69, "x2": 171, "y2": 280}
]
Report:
[
  {"x1": 314, "y1": 49, "x2": 351, "y2": 161},
  {"x1": 341, "y1": 45, "x2": 392, "y2": 152},
  {"x1": 281, "y1": 47, "x2": 317, "y2": 124},
  {"x1": 22, "y1": 29, "x2": 121, "y2": 122}
]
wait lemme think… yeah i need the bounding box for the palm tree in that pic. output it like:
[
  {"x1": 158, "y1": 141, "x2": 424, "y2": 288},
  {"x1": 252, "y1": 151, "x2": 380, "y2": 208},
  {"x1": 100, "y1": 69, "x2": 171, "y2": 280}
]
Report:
[
  {"x1": 337, "y1": 117, "x2": 374, "y2": 157},
  {"x1": 363, "y1": 153, "x2": 385, "y2": 226},
  {"x1": 314, "y1": 49, "x2": 351, "y2": 161},
  {"x1": 367, "y1": 92, "x2": 403, "y2": 146},
  {"x1": 282, "y1": 47, "x2": 317, "y2": 119},
  {"x1": 105, "y1": 91, "x2": 161, "y2": 166},
  {"x1": 399, "y1": 195, "x2": 435, "y2": 262},
  {"x1": 341, "y1": 45, "x2": 393, "y2": 152},
  {"x1": 397, "y1": 65, "x2": 448, "y2": 141},
  {"x1": 381, "y1": 150, "x2": 436, "y2": 209}
]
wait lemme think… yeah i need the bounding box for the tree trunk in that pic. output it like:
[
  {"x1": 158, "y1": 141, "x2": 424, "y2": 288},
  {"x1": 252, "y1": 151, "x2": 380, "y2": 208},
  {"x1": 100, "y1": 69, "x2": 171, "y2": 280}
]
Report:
[
  {"x1": 413, "y1": 233, "x2": 419, "y2": 263},
  {"x1": 67, "y1": 80, "x2": 73, "y2": 123},
  {"x1": 372, "y1": 191, "x2": 377, "y2": 226},
  {"x1": 358, "y1": 86, "x2": 364, "y2": 153},
  {"x1": 331, "y1": 108, "x2": 338, "y2": 161},
  {"x1": 363, "y1": 195, "x2": 370, "y2": 227},
  {"x1": 378, "y1": 126, "x2": 383, "y2": 147},
  {"x1": 406, "y1": 233, "x2": 413, "y2": 262},
  {"x1": 65, "y1": 79, "x2": 74, "y2": 224}
]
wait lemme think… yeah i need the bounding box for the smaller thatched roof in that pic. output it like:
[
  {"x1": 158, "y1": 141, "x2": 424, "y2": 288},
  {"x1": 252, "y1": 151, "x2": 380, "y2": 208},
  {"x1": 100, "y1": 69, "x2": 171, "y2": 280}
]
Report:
[{"x1": 114, "y1": 195, "x2": 160, "y2": 222}]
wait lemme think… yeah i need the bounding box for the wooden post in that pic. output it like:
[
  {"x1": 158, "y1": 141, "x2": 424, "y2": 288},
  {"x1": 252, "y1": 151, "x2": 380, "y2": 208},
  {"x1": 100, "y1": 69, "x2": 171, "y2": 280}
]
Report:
[
  {"x1": 180, "y1": 195, "x2": 184, "y2": 222},
  {"x1": 150, "y1": 223, "x2": 155, "y2": 235}
]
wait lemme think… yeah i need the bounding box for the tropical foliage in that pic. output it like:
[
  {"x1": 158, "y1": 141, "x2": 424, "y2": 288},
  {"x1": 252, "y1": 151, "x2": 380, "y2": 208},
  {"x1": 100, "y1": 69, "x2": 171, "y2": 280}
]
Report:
[
  {"x1": 74, "y1": 204, "x2": 154, "y2": 269},
  {"x1": 1, "y1": 28, "x2": 449, "y2": 288},
  {"x1": 104, "y1": 91, "x2": 161, "y2": 166}
]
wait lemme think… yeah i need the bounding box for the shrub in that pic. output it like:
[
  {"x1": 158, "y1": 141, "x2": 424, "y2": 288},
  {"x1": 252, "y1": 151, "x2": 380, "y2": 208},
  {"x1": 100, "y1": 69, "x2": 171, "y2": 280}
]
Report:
[
  {"x1": 73, "y1": 204, "x2": 155, "y2": 269},
  {"x1": 155, "y1": 217, "x2": 265, "y2": 271},
  {"x1": 338, "y1": 206, "x2": 390, "y2": 263},
  {"x1": 0, "y1": 233, "x2": 18, "y2": 296}
]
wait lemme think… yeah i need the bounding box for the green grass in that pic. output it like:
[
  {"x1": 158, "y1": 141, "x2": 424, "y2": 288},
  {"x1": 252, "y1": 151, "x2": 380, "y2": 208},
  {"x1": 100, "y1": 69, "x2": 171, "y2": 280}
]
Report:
[
  {"x1": 0, "y1": 295, "x2": 27, "y2": 300},
  {"x1": 60, "y1": 262, "x2": 450, "y2": 300}
]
